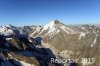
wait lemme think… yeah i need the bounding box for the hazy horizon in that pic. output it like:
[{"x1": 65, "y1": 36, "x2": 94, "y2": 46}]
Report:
[{"x1": 1, "y1": 19, "x2": 100, "y2": 26}]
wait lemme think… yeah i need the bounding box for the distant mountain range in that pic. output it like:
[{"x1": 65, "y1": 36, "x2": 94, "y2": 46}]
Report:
[{"x1": 0, "y1": 20, "x2": 100, "y2": 66}]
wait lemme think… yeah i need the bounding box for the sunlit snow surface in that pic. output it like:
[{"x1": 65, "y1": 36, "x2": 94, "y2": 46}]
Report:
[
  {"x1": 0, "y1": 26, "x2": 14, "y2": 35},
  {"x1": 19, "y1": 61, "x2": 35, "y2": 66},
  {"x1": 78, "y1": 32, "x2": 86, "y2": 40},
  {"x1": 91, "y1": 34, "x2": 98, "y2": 47}
]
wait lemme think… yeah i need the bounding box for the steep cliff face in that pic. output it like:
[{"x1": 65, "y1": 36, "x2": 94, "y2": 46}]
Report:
[{"x1": 30, "y1": 20, "x2": 100, "y2": 66}]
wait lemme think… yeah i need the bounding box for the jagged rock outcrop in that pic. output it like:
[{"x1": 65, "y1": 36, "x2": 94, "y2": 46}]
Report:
[{"x1": 0, "y1": 34, "x2": 63, "y2": 66}]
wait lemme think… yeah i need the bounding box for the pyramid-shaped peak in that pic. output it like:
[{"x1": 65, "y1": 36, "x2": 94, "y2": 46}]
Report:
[{"x1": 50, "y1": 20, "x2": 61, "y2": 25}]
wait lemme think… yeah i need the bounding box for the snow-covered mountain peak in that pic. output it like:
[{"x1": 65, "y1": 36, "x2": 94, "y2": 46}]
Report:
[
  {"x1": 30, "y1": 20, "x2": 76, "y2": 36},
  {"x1": 6, "y1": 24, "x2": 14, "y2": 28},
  {"x1": 0, "y1": 24, "x2": 19, "y2": 35},
  {"x1": 50, "y1": 19, "x2": 61, "y2": 25},
  {"x1": 0, "y1": 26, "x2": 14, "y2": 35},
  {"x1": 43, "y1": 20, "x2": 63, "y2": 30}
]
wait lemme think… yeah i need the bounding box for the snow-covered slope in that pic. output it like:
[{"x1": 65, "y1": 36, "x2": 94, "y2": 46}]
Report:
[
  {"x1": 30, "y1": 20, "x2": 77, "y2": 37},
  {"x1": 0, "y1": 25, "x2": 36, "y2": 35},
  {"x1": 30, "y1": 20, "x2": 100, "y2": 37},
  {"x1": 0, "y1": 25, "x2": 15, "y2": 35}
]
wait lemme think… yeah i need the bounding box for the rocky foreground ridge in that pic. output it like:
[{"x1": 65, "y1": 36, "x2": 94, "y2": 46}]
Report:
[{"x1": 0, "y1": 20, "x2": 100, "y2": 66}]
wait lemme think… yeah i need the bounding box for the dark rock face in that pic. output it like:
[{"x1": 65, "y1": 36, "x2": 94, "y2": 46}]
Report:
[
  {"x1": 34, "y1": 37, "x2": 42, "y2": 45},
  {"x1": 0, "y1": 35, "x2": 7, "y2": 44},
  {"x1": 69, "y1": 63, "x2": 77, "y2": 66},
  {"x1": 0, "y1": 34, "x2": 63, "y2": 66}
]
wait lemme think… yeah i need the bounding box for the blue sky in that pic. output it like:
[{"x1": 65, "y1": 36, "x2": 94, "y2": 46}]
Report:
[{"x1": 0, "y1": 0, "x2": 100, "y2": 26}]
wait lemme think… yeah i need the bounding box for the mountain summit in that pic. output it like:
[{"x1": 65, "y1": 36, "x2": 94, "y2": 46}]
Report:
[
  {"x1": 43, "y1": 20, "x2": 63, "y2": 30},
  {"x1": 49, "y1": 20, "x2": 62, "y2": 25},
  {"x1": 30, "y1": 20, "x2": 76, "y2": 37}
]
